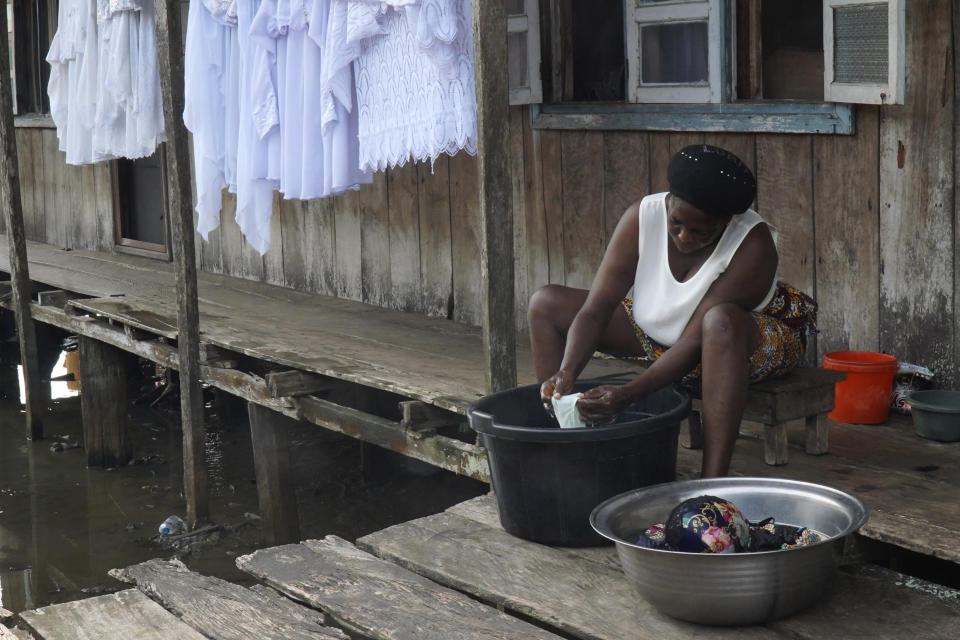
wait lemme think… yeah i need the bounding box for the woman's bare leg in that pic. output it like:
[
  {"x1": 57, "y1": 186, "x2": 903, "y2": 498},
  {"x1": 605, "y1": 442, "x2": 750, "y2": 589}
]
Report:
[
  {"x1": 527, "y1": 285, "x2": 641, "y2": 382},
  {"x1": 699, "y1": 304, "x2": 760, "y2": 477}
]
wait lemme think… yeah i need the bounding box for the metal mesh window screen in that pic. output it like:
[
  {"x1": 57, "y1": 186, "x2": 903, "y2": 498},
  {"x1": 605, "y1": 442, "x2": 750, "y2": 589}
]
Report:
[{"x1": 833, "y1": 4, "x2": 888, "y2": 83}]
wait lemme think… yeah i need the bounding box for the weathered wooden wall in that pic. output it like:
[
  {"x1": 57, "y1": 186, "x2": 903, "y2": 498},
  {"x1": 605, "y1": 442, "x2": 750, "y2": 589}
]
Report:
[{"x1": 7, "y1": 5, "x2": 957, "y2": 385}]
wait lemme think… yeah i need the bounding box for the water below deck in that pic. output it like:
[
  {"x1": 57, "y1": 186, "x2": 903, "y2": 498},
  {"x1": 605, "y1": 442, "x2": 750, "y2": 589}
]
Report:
[{"x1": 0, "y1": 357, "x2": 487, "y2": 614}]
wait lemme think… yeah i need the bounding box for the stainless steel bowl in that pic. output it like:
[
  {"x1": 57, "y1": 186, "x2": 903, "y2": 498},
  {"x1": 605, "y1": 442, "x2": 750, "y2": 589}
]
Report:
[{"x1": 590, "y1": 477, "x2": 869, "y2": 625}]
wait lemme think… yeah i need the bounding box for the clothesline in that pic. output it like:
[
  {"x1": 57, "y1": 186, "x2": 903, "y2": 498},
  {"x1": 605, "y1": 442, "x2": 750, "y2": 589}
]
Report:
[{"x1": 46, "y1": 0, "x2": 479, "y2": 255}]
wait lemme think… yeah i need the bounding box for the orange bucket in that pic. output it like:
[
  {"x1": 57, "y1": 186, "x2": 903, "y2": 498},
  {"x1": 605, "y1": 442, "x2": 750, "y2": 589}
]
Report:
[{"x1": 823, "y1": 351, "x2": 898, "y2": 424}]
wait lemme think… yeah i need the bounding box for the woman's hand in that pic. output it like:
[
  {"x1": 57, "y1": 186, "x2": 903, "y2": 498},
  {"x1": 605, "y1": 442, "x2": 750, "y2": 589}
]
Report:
[
  {"x1": 577, "y1": 384, "x2": 631, "y2": 424},
  {"x1": 540, "y1": 370, "x2": 575, "y2": 415}
]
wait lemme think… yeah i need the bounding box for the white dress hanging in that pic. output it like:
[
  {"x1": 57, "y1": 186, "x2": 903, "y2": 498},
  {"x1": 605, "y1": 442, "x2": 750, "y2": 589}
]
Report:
[
  {"x1": 183, "y1": 0, "x2": 241, "y2": 241},
  {"x1": 248, "y1": 0, "x2": 370, "y2": 204},
  {"x1": 47, "y1": 0, "x2": 100, "y2": 165},
  {"x1": 93, "y1": 0, "x2": 166, "y2": 161},
  {"x1": 47, "y1": 0, "x2": 166, "y2": 165},
  {"x1": 235, "y1": 0, "x2": 281, "y2": 254}
]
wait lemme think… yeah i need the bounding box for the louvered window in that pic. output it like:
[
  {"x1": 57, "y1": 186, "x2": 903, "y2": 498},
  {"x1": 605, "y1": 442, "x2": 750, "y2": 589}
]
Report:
[{"x1": 823, "y1": 0, "x2": 904, "y2": 104}]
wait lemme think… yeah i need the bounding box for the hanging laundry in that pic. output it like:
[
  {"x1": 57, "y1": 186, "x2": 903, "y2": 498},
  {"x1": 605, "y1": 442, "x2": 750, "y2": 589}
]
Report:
[
  {"x1": 322, "y1": 0, "x2": 477, "y2": 173},
  {"x1": 307, "y1": 0, "x2": 371, "y2": 198},
  {"x1": 183, "y1": 0, "x2": 242, "y2": 242},
  {"x1": 47, "y1": 0, "x2": 101, "y2": 165},
  {"x1": 248, "y1": 0, "x2": 370, "y2": 203},
  {"x1": 233, "y1": 0, "x2": 282, "y2": 255},
  {"x1": 47, "y1": 0, "x2": 166, "y2": 165}
]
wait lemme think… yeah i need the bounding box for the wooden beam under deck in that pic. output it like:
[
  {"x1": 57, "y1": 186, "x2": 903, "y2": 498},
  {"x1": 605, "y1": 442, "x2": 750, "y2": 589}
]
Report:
[{"x1": 0, "y1": 295, "x2": 492, "y2": 482}]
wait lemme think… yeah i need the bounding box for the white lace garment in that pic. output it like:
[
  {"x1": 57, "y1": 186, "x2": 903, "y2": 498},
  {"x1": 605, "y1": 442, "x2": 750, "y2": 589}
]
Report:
[{"x1": 47, "y1": 0, "x2": 166, "y2": 165}]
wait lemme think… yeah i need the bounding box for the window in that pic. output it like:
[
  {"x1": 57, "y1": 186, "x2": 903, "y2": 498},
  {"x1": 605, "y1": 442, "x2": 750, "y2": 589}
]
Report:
[
  {"x1": 113, "y1": 150, "x2": 171, "y2": 259},
  {"x1": 528, "y1": 0, "x2": 905, "y2": 133},
  {"x1": 507, "y1": 0, "x2": 543, "y2": 104},
  {"x1": 627, "y1": 0, "x2": 722, "y2": 103},
  {"x1": 7, "y1": 1, "x2": 56, "y2": 115}
]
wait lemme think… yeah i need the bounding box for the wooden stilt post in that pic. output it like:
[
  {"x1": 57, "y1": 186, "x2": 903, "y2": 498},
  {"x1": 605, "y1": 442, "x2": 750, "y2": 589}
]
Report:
[
  {"x1": 0, "y1": 4, "x2": 44, "y2": 438},
  {"x1": 247, "y1": 402, "x2": 301, "y2": 546},
  {"x1": 78, "y1": 336, "x2": 130, "y2": 467},
  {"x1": 155, "y1": 0, "x2": 208, "y2": 526},
  {"x1": 0, "y1": 308, "x2": 21, "y2": 400},
  {"x1": 472, "y1": 0, "x2": 516, "y2": 394}
]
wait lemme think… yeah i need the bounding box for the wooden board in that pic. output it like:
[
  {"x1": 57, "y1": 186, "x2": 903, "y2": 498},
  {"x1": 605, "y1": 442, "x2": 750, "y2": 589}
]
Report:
[
  {"x1": 522, "y1": 110, "x2": 549, "y2": 297},
  {"x1": 359, "y1": 495, "x2": 960, "y2": 640},
  {"x1": 538, "y1": 130, "x2": 565, "y2": 284},
  {"x1": 449, "y1": 151, "x2": 482, "y2": 324},
  {"x1": 878, "y1": 0, "x2": 955, "y2": 386},
  {"x1": 417, "y1": 157, "x2": 453, "y2": 318},
  {"x1": 754, "y1": 134, "x2": 816, "y2": 362},
  {"x1": 110, "y1": 558, "x2": 347, "y2": 640},
  {"x1": 333, "y1": 191, "x2": 362, "y2": 302},
  {"x1": 92, "y1": 162, "x2": 114, "y2": 252},
  {"x1": 388, "y1": 162, "x2": 421, "y2": 313},
  {"x1": 236, "y1": 536, "x2": 565, "y2": 640},
  {"x1": 509, "y1": 107, "x2": 529, "y2": 332},
  {"x1": 359, "y1": 173, "x2": 391, "y2": 308},
  {"x1": 0, "y1": 624, "x2": 33, "y2": 639},
  {"x1": 813, "y1": 105, "x2": 880, "y2": 358},
  {"x1": 68, "y1": 298, "x2": 179, "y2": 339},
  {"x1": 19, "y1": 589, "x2": 208, "y2": 640},
  {"x1": 559, "y1": 130, "x2": 604, "y2": 289},
  {"x1": 602, "y1": 131, "x2": 648, "y2": 247}
]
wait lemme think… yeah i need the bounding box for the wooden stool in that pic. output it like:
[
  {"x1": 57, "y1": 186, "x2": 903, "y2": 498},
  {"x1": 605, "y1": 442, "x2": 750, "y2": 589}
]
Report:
[{"x1": 682, "y1": 367, "x2": 847, "y2": 465}]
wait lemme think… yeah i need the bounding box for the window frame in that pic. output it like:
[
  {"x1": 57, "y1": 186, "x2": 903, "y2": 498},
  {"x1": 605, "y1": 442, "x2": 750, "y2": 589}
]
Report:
[
  {"x1": 823, "y1": 0, "x2": 905, "y2": 105},
  {"x1": 508, "y1": 0, "x2": 543, "y2": 105},
  {"x1": 626, "y1": 0, "x2": 723, "y2": 104},
  {"x1": 529, "y1": 0, "x2": 884, "y2": 134},
  {"x1": 112, "y1": 148, "x2": 172, "y2": 261},
  {"x1": 8, "y1": 0, "x2": 56, "y2": 115}
]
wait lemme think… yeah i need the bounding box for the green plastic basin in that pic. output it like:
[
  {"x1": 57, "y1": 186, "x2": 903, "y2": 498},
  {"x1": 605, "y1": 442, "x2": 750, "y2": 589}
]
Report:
[{"x1": 908, "y1": 390, "x2": 960, "y2": 442}]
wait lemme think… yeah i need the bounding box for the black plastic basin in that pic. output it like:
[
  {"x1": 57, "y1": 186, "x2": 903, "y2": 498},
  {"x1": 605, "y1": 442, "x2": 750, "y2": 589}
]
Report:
[{"x1": 468, "y1": 380, "x2": 691, "y2": 546}]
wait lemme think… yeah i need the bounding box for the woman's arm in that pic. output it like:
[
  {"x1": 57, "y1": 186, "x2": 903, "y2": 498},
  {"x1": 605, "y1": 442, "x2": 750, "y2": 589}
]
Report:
[{"x1": 540, "y1": 201, "x2": 641, "y2": 400}]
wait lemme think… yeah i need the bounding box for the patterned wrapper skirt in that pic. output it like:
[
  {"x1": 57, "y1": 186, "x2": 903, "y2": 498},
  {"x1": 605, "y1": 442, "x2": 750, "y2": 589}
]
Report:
[{"x1": 620, "y1": 281, "x2": 817, "y2": 384}]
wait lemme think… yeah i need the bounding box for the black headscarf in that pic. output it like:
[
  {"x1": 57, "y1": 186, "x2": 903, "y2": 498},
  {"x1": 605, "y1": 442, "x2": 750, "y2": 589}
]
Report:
[{"x1": 667, "y1": 144, "x2": 757, "y2": 219}]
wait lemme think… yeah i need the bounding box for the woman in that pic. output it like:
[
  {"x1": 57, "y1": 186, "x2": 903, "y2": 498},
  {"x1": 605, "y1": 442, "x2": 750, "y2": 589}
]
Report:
[{"x1": 528, "y1": 145, "x2": 816, "y2": 477}]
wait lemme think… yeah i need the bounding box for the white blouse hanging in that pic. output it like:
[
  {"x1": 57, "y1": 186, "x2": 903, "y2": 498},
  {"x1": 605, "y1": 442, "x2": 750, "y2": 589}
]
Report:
[{"x1": 322, "y1": 0, "x2": 477, "y2": 173}]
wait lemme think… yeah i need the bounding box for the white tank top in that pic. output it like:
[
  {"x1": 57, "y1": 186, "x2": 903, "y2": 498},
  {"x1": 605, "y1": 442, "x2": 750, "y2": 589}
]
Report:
[{"x1": 631, "y1": 193, "x2": 777, "y2": 346}]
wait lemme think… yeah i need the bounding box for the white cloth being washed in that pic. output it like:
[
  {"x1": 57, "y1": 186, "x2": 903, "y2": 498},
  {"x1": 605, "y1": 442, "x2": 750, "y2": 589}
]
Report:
[{"x1": 552, "y1": 394, "x2": 587, "y2": 429}]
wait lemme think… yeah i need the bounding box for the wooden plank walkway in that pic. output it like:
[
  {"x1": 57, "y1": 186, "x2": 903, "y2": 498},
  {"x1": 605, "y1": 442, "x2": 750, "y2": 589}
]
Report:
[
  {"x1": 353, "y1": 494, "x2": 960, "y2": 640},
  {"x1": 18, "y1": 589, "x2": 208, "y2": 640},
  {"x1": 693, "y1": 417, "x2": 960, "y2": 565},
  {"x1": 0, "y1": 239, "x2": 626, "y2": 414},
  {"x1": 2, "y1": 238, "x2": 958, "y2": 563},
  {"x1": 108, "y1": 558, "x2": 349, "y2": 640},
  {"x1": 9, "y1": 493, "x2": 960, "y2": 640},
  {"x1": 236, "y1": 536, "x2": 565, "y2": 640}
]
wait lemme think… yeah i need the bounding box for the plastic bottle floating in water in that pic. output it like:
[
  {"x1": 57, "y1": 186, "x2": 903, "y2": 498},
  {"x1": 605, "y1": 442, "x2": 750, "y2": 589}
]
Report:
[{"x1": 158, "y1": 515, "x2": 186, "y2": 536}]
